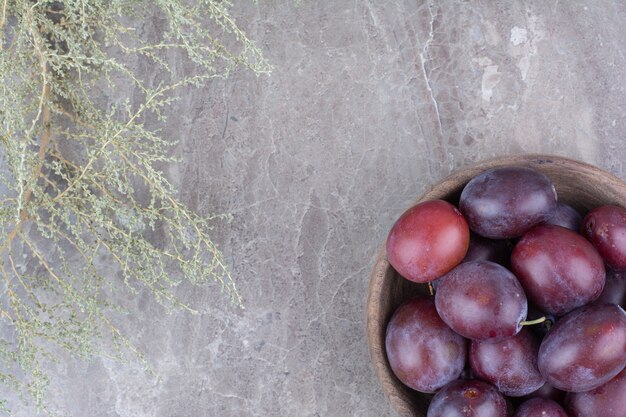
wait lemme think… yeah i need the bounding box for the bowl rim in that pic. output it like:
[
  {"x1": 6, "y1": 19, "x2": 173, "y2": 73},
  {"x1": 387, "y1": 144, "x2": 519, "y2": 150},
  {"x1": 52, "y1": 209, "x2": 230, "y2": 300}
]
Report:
[{"x1": 366, "y1": 154, "x2": 626, "y2": 417}]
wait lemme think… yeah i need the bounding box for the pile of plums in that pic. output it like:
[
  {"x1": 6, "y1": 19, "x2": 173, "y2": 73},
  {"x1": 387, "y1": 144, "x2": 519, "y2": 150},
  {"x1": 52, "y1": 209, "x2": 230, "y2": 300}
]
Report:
[{"x1": 385, "y1": 167, "x2": 626, "y2": 417}]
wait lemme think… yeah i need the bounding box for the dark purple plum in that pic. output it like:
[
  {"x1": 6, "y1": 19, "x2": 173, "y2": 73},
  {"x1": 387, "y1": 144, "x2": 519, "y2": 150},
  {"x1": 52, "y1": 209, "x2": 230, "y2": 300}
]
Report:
[
  {"x1": 581, "y1": 204, "x2": 626, "y2": 270},
  {"x1": 462, "y1": 233, "x2": 513, "y2": 267},
  {"x1": 545, "y1": 202, "x2": 583, "y2": 231},
  {"x1": 594, "y1": 268, "x2": 626, "y2": 306},
  {"x1": 385, "y1": 298, "x2": 466, "y2": 393},
  {"x1": 513, "y1": 398, "x2": 568, "y2": 417},
  {"x1": 435, "y1": 260, "x2": 527, "y2": 341},
  {"x1": 512, "y1": 224, "x2": 606, "y2": 316},
  {"x1": 521, "y1": 382, "x2": 565, "y2": 404},
  {"x1": 470, "y1": 329, "x2": 544, "y2": 396},
  {"x1": 387, "y1": 200, "x2": 470, "y2": 283},
  {"x1": 427, "y1": 379, "x2": 508, "y2": 417},
  {"x1": 565, "y1": 368, "x2": 626, "y2": 417},
  {"x1": 538, "y1": 303, "x2": 626, "y2": 392},
  {"x1": 459, "y1": 167, "x2": 557, "y2": 239}
]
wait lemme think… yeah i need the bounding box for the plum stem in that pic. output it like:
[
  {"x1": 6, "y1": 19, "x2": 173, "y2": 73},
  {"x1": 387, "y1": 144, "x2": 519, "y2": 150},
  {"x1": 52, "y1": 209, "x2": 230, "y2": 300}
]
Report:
[
  {"x1": 427, "y1": 282, "x2": 435, "y2": 296},
  {"x1": 520, "y1": 316, "x2": 547, "y2": 326}
]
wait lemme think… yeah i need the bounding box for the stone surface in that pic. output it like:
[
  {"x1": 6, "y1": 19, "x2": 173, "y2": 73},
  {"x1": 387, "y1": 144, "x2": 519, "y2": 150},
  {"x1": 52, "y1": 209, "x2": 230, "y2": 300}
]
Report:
[{"x1": 5, "y1": 1, "x2": 626, "y2": 416}]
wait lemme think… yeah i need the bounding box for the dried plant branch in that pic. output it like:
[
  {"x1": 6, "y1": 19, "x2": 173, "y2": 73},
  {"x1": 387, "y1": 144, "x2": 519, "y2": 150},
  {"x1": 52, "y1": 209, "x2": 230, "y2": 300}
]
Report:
[{"x1": 0, "y1": 0, "x2": 270, "y2": 413}]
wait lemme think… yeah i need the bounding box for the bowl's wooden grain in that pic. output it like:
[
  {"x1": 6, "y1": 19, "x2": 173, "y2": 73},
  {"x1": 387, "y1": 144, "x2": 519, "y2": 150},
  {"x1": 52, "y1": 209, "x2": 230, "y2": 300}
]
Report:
[{"x1": 366, "y1": 154, "x2": 626, "y2": 417}]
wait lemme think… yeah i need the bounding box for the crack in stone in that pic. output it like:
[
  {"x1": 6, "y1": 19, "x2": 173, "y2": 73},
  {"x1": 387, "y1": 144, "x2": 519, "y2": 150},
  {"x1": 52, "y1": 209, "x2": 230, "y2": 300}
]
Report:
[{"x1": 419, "y1": 2, "x2": 443, "y2": 137}]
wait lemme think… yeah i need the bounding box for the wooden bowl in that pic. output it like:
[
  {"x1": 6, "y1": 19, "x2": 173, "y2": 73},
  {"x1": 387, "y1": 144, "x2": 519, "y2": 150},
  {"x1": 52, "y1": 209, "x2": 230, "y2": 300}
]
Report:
[{"x1": 366, "y1": 154, "x2": 626, "y2": 416}]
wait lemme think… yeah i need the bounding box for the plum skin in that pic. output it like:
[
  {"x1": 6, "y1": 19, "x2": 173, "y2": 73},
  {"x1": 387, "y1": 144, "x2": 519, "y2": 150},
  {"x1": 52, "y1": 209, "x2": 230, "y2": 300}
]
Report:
[
  {"x1": 512, "y1": 224, "x2": 606, "y2": 316},
  {"x1": 385, "y1": 298, "x2": 467, "y2": 393},
  {"x1": 427, "y1": 379, "x2": 509, "y2": 417},
  {"x1": 459, "y1": 166, "x2": 557, "y2": 239},
  {"x1": 435, "y1": 260, "x2": 528, "y2": 341},
  {"x1": 537, "y1": 303, "x2": 626, "y2": 392},
  {"x1": 386, "y1": 199, "x2": 470, "y2": 283},
  {"x1": 469, "y1": 329, "x2": 544, "y2": 397},
  {"x1": 513, "y1": 397, "x2": 568, "y2": 417},
  {"x1": 565, "y1": 368, "x2": 626, "y2": 417},
  {"x1": 581, "y1": 204, "x2": 626, "y2": 270}
]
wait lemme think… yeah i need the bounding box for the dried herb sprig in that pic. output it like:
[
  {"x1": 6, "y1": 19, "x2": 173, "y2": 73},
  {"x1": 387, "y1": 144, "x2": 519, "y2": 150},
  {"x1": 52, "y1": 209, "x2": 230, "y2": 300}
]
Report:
[{"x1": 0, "y1": 0, "x2": 270, "y2": 413}]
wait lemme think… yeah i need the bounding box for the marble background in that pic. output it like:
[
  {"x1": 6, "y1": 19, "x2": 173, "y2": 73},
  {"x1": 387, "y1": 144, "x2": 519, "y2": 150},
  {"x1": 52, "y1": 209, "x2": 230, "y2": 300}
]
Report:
[{"x1": 7, "y1": 1, "x2": 626, "y2": 416}]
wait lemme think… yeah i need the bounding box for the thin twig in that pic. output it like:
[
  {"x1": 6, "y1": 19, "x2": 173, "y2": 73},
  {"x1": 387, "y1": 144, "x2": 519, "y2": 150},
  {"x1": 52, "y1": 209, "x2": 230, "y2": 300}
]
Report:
[
  {"x1": 0, "y1": 6, "x2": 53, "y2": 254},
  {"x1": 0, "y1": 0, "x2": 7, "y2": 37}
]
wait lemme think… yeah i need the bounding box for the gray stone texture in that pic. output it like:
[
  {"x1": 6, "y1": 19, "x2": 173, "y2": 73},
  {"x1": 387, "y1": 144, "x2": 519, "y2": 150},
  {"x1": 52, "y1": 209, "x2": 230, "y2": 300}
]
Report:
[{"x1": 6, "y1": 1, "x2": 626, "y2": 416}]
